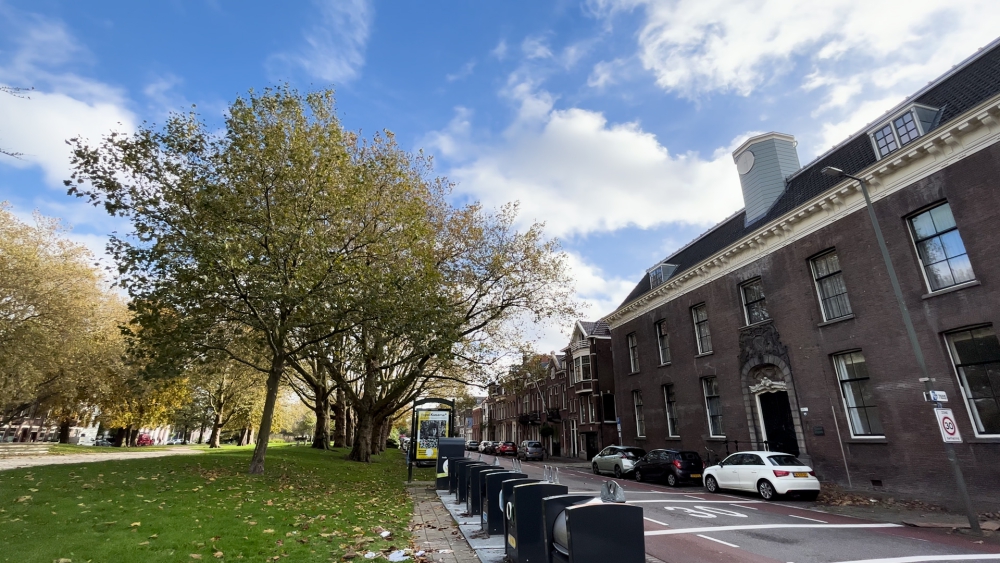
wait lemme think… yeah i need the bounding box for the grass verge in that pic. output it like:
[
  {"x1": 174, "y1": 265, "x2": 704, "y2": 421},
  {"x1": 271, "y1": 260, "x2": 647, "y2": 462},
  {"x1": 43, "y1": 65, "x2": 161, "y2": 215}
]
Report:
[{"x1": 0, "y1": 444, "x2": 414, "y2": 562}]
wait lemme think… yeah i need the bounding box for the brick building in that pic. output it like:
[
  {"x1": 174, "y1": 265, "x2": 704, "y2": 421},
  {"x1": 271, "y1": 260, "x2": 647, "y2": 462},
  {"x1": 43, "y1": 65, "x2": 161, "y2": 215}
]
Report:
[{"x1": 603, "y1": 40, "x2": 1000, "y2": 506}]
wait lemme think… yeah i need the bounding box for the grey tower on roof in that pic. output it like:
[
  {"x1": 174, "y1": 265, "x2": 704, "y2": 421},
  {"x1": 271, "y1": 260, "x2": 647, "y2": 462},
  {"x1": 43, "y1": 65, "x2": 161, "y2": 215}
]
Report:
[{"x1": 732, "y1": 132, "x2": 801, "y2": 226}]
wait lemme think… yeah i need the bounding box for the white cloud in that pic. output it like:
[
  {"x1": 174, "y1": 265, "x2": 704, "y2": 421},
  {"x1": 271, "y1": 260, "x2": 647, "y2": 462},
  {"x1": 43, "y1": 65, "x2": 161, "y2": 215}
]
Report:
[
  {"x1": 588, "y1": 59, "x2": 625, "y2": 88},
  {"x1": 596, "y1": 0, "x2": 1000, "y2": 106},
  {"x1": 491, "y1": 39, "x2": 508, "y2": 60},
  {"x1": 428, "y1": 81, "x2": 745, "y2": 240},
  {"x1": 267, "y1": 0, "x2": 373, "y2": 83},
  {"x1": 522, "y1": 36, "x2": 554, "y2": 60},
  {"x1": 446, "y1": 60, "x2": 476, "y2": 82}
]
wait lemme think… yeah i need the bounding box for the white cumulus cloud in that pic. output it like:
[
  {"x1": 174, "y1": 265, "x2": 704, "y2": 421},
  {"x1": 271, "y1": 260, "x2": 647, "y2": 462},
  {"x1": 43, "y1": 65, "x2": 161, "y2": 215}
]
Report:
[{"x1": 267, "y1": 0, "x2": 373, "y2": 84}]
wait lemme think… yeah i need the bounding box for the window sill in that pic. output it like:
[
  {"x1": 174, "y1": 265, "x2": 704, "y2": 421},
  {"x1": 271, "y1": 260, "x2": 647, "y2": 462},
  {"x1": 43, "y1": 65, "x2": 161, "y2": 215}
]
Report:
[
  {"x1": 663, "y1": 436, "x2": 682, "y2": 441},
  {"x1": 658, "y1": 362, "x2": 672, "y2": 368},
  {"x1": 705, "y1": 436, "x2": 727, "y2": 442},
  {"x1": 627, "y1": 371, "x2": 640, "y2": 376},
  {"x1": 818, "y1": 314, "x2": 855, "y2": 327},
  {"x1": 922, "y1": 280, "x2": 980, "y2": 300},
  {"x1": 634, "y1": 436, "x2": 647, "y2": 441},
  {"x1": 744, "y1": 319, "x2": 772, "y2": 329},
  {"x1": 844, "y1": 438, "x2": 888, "y2": 444},
  {"x1": 695, "y1": 351, "x2": 714, "y2": 358}
]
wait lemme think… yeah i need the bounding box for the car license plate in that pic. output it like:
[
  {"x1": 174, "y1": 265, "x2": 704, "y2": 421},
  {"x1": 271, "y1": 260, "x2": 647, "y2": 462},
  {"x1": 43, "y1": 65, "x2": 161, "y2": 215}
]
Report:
[
  {"x1": 793, "y1": 472, "x2": 809, "y2": 478},
  {"x1": 690, "y1": 473, "x2": 701, "y2": 478}
]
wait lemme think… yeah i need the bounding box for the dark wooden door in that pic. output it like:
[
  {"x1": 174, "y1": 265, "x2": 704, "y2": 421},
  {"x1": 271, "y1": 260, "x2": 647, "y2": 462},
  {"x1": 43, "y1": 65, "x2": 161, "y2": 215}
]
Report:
[{"x1": 759, "y1": 391, "x2": 799, "y2": 456}]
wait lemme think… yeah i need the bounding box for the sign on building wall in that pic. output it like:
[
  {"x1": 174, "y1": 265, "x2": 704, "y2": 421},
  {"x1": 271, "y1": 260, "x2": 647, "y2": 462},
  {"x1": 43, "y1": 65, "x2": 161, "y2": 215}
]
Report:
[
  {"x1": 416, "y1": 410, "x2": 450, "y2": 460},
  {"x1": 934, "y1": 408, "x2": 962, "y2": 443}
]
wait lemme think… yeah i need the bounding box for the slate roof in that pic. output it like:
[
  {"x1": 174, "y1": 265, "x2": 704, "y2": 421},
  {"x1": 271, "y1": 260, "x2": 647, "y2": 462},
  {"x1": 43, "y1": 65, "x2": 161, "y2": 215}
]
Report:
[
  {"x1": 578, "y1": 320, "x2": 611, "y2": 338},
  {"x1": 617, "y1": 38, "x2": 1000, "y2": 309}
]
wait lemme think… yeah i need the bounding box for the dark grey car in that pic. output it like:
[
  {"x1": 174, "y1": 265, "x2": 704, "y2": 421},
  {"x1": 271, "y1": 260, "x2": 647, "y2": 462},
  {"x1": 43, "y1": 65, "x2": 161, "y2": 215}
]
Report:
[{"x1": 517, "y1": 440, "x2": 544, "y2": 461}]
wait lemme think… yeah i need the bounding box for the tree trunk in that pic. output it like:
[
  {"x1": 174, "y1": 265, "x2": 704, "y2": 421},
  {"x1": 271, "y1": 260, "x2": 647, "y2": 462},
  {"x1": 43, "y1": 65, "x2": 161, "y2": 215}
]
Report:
[
  {"x1": 311, "y1": 394, "x2": 330, "y2": 450},
  {"x1": 248, "y1": 356, "x2": 284, "y2": 474},
  {"x1": 332, "y1": 387, "x2": 346, "y2": 448},
  {"x1": 182, "y1": 425, "x2": 189, "y2": 445},
  {"x1": 58, "y1": 419, "x2": 71, "y2": 444},
  {"x1": 208, "y1": 412, "x2": 223, "y2": 448},
  {"x1": 381, "y1": 420, "x2": 391, "y2": 451},
  {"x1": 197, "y1": 417, "x2": 207, "y2": 444},
  {"x1": 128, "y1": 427, "x2": 139, "y2": 447},
  {"x1": 113, "y1": 427, "x2": 126, "y2": 447},
  {"x1": 369, "y1": 416, "x2": 382, "y2": 455},
  {"x1": 345, "y1": 405, "x2": 354, "y2": 448},
  {"x1": 348, "y1": 409, "x2": 375, "y2": 462}
]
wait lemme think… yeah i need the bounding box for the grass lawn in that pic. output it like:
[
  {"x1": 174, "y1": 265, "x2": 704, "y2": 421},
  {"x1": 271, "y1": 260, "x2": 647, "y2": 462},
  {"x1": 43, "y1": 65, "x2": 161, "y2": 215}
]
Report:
[{"x1": 0, "y1": 444, "x2": 417, "y2": 562}]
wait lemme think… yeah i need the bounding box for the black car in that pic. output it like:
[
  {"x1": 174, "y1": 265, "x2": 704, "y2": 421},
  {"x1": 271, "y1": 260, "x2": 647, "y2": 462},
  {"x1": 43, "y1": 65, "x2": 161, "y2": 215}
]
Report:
[{"x1": 633, "y1": 449, "x2": 704, "y2": 486}]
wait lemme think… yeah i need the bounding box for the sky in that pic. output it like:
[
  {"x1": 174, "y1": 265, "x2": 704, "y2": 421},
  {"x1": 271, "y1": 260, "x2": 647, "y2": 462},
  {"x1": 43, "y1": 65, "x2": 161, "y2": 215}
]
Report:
[{"x1": 1, "y1": 0, "x2": 999, "y2": 353}]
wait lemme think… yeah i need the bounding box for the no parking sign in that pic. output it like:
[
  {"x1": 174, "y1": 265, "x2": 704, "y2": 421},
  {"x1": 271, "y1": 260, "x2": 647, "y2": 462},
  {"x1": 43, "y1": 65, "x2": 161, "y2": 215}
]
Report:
[{"x1": 934, "y1": 408, "x2": 963, "y2": 443}]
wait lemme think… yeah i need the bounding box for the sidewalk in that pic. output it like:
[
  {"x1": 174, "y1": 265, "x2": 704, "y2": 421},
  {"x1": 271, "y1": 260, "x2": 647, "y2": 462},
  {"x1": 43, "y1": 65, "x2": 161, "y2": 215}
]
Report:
[
  {"x1": 408, "y1": 484, "x2": 480, "y2": 563},
  {"x1": 0, "y1": 446, "x2": 203, "y2": 471}
]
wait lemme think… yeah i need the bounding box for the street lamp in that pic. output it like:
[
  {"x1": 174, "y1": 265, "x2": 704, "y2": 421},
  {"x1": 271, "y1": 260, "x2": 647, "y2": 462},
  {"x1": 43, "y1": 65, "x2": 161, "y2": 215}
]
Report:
[{"x1": 820, "y1": 167, "x2": 980, "y2": 534}]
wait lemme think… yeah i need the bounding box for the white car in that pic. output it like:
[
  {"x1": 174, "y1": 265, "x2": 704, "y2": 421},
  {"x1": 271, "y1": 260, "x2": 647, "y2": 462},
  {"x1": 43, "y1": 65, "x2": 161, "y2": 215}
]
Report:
[{"x1": 702, "y1": 451, "x2": 820, "y2": 501}]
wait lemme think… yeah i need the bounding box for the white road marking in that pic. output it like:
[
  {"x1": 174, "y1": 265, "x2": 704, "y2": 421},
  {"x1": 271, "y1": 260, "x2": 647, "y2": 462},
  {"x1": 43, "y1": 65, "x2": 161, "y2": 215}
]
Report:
[
  {"x1": 685, "y1": 494, "x2": 705, "y2": 500},
  {"x1": 697, "y1": 534, "x2": 740, "y2": 548},
  {"x1": 787, "y1": 514, "x2": 828, "y2": 523},
  {"x1": 644, "y1": 523, "x2": 902, "y2": 536},
  {"x1": 630, "y1": 499, "x2": 762, "y2": 504},
  {"x1": 831, "y1": 556, "x2": 1000, "y2": 563},
  {"x1": 643, "y1": 517, "x2": 670, "y2": 527}
]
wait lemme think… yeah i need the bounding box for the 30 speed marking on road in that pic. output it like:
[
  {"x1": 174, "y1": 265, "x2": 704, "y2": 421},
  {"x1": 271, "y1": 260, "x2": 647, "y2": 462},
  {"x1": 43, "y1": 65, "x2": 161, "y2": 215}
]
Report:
[{"x1": 934, "y1": 408, "x2": 963, "y2": 443}]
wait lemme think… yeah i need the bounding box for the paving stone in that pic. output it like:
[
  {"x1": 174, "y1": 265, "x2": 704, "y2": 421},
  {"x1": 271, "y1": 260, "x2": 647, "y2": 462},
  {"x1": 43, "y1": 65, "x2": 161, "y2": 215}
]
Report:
[{"x1": 408, "y1": 486, "x2": 481, "y2": 563}]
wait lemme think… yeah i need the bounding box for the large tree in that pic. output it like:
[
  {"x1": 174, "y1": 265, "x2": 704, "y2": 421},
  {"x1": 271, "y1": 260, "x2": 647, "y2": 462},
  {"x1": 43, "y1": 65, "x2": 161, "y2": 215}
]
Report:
[{"x1": 65, "y1": 88, "x2": 431, "y2": 473}]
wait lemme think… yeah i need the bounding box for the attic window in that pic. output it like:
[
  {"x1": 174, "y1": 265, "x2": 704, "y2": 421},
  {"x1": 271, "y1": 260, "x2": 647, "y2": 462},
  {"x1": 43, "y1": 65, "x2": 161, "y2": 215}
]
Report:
[
  {"x1": 648, "y1": 263, "x2": 677, "y2": 289},
  {"x1": 869, "y1": 104, "x2": 940, "y2": 159}
]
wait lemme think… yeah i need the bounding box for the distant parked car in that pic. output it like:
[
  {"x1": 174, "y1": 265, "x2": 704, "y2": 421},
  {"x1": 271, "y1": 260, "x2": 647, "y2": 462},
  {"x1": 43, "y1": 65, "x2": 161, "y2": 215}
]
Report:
[
  {"x1": 478, "y1": 441, "x2": 495, "y2": 454},
  {"x1": 165, "y1": 438, "x2": 185, "y2": 445},
  {"x1": 466, "y1": 440, "x2": 480, "y2": 451},
  {"x1": 591, "y1": 446, "x2": 647, "y2": 479},
  {"x1": 136, "y1": 434, "x2": 154, "y2": 447},
  {"x1": 497, "y1": 441, "x2": 517, "y2": 456},
  {"x1": 702, "y1": 451, "x2": 820, "y2": 501},
  {"x1": 633, "y1": 449, "x2": 703, "y2": 486},
  {"x1": 93, "y1": 438, "x2": 113, "y2": 447},
  {"x1": 517, "y1": 440, "x2": 544, "y2": 461}
]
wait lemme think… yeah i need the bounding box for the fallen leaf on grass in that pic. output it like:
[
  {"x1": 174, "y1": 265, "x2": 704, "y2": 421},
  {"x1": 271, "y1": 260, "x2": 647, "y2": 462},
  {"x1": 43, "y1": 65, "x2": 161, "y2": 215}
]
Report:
[
  {"x1": 213, "y1": 551, "x2": 223, "y2": 558},
  {"x1": 263, "y1": 529, "x2": 275, "y2": 534},
  {"x1": 190, "y1": 555, "x2": 202, "y2": 560},
  {"x1": 139, "y1": 541, "x2": 150, "y2": 546},
  {"x1": 130, "y1": 522, "x2": 141, "y2": 527},
  {"x1": 15, "y1": 496, "x2": 31, "y2": 503}
]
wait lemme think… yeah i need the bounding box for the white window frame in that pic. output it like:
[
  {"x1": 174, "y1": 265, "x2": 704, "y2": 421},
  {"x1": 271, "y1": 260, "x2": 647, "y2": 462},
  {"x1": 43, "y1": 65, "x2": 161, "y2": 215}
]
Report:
[
  {"x1": 739, "y1": 278, "x2": 769, "y2": 326},
  {"x1": 655, "y1": 320, "x2": 671, "y2": 365},
  {"x1": 906, "y1": 202, "x2": 976, "y2": 294},
  {"x1": 945, "y1": 326, "x2": 1000, "y2": 438},
  {"x1": 810, "y1": 249, "x2": 852, "y2": 322},
  {"x1": 627, "y1": 332, "x2": 639, "y2": 373},
  {"x1": 663, "y1": 384, "x2": 679, "y2": 438},
  {"x1": 832, "y1": 351, "x2": 884, "y2": 439},
  {"x1": 702, "y1": 377, "x2": 725, "y2": 438},
  {"x1": 867, "y1": 104, "x2": 937, "y2": 160},
  {"x1": 633, "y1": 390, "x2": 646, "y2": 438},
  {"x1": 574, "y1": 354, "x2": 592, "y2": 382},
  {"x1": 692, "y1": 304, "x2": 712, "y2": 355}
]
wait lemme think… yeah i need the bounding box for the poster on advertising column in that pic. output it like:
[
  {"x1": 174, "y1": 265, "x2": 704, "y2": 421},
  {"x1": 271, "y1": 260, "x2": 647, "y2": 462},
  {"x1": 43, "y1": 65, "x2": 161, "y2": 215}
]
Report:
[{"x1": 416, "y1": 410, "x2": 450, "y2": 461}]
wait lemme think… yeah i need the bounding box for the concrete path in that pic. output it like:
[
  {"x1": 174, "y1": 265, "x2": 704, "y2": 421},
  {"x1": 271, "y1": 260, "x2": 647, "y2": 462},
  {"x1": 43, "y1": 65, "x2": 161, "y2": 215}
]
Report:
[
  {"x1": 409, "y1": 484, "x2": 480, "y2": 562},
  {"x1": 0, "y1": 447, "x2": 203, "y2": 471}
]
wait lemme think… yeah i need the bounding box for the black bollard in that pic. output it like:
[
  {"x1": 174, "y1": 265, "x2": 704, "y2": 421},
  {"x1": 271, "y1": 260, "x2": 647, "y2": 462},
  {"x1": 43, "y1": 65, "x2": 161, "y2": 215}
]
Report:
[{"x1": 505, "y1": 483, "x2": 566, "y2": 563}]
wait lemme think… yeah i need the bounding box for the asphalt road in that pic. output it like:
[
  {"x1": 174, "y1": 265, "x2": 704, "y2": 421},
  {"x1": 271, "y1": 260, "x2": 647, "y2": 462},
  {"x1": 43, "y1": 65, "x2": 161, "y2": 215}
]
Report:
[{"x1": 469, "y1": 453, "x2": 1000, "y2": 563}]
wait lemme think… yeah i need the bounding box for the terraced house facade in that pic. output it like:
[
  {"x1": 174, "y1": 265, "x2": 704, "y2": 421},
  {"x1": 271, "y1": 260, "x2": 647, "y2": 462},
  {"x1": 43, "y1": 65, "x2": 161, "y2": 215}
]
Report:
[{"x1": 604, "y1": 39, "x2": 1000, "y2": 506}]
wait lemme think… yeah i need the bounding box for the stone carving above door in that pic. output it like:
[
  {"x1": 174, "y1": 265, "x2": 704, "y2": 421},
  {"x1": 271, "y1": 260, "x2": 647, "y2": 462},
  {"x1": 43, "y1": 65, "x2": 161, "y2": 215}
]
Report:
[
  {"x1": 738, "y1": 319, "x2": 790, "y2": 369},
  {"x1": 748, "y1": 364, "x2": 788, "y2": 394}
]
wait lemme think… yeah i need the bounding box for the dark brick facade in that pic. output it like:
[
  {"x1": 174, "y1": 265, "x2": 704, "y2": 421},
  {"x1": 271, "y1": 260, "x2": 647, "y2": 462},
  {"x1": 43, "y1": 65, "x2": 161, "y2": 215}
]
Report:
[{"x1": 610, "y1": 142, "x2": 1000, "y2": 507}]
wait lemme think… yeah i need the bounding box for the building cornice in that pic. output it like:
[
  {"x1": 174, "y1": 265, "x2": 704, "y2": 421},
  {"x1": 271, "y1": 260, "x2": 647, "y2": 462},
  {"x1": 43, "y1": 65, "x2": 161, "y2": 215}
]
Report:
[{"x1": 603, "y1": 92, "x2": 1000, "y2": 330}]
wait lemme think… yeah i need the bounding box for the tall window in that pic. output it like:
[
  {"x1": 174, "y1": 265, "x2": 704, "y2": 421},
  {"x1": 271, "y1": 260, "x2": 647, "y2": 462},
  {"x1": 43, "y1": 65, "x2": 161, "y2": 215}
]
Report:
[
  {"x1": 833, "y1": 351, "x2": 884, "y2": 436},
  {"x1": 811, "y1": 250, "x2": 852, "y2": 321},
  {"x1": 627, "y1": 332, "x2": 639, "y2": 373},
  {"x1": 741, "y1": 278, "x2": 769, "y2": 325},
  {"x1": 702, "y1": 377, "x2": 724, "y2": 436},
  {"x1": 588, "y1": 398, "x2": 596, "y2": 423},
  {"x1": 873, "y1": 123, "x2": 898, "y2": 158},
  {"x1": 692, "y1": 304, "x2": 712, "y2": 354},
  {"x1": 947, "y1": 327, "x2": 1000, "y2": 435},
  {"x1": 574, "y1": 355, "x2": 592, "y2": 382},
  {"x1": 909, "y1": 203, "x2": 975, "y2": 292},
  {"x1": 633, "y1": 390, "x2": 646, "y2": 438},
  {"x1": 663, "y1": 384, "x2": 679, "y2": 437},
  {"x1": 655, "y1": 320, "x2": 671, "y2": 364}
]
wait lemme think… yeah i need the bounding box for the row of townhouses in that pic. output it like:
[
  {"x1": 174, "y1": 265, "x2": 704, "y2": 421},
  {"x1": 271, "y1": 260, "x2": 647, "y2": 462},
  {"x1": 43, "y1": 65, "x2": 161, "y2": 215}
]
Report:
[{"x1": 478, "y1": 38, "x2": 1000, "y2": 506}]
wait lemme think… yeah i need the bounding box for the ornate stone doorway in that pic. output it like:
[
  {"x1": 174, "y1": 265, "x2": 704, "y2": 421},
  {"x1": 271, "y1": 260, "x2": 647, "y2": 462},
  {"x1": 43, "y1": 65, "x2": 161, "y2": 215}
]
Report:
[{"x1": 757, "y1": 390, "x2": 799, "y2": 456}]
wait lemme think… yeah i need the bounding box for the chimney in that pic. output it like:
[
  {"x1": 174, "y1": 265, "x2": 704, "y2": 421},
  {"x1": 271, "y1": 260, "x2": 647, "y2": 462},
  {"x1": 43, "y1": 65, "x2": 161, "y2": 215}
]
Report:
[{"x1": 732, "y1": 132, "x2": 800, "y2": 226}]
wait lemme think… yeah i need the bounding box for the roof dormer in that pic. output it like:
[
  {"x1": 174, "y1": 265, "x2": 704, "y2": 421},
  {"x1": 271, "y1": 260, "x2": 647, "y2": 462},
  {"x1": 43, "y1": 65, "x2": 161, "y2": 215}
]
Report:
[
  {"x1": 868, "y1": 103, "x2": 942, "y2": 160},
  {"x1": 647, "y1": 263, "x2": 678, "y2": 289}
]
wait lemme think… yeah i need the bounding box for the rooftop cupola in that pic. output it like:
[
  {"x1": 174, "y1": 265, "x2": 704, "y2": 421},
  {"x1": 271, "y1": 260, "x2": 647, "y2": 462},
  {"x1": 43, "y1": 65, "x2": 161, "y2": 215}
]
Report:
[{"x1": 732, "y1": 132, "x2": 801, "y2": 226}]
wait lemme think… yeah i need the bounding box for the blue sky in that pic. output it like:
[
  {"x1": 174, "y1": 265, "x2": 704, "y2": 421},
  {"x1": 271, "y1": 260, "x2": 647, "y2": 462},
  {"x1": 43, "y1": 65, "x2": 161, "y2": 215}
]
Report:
[{"x1": 1, "y1": 0, "x2": 999, "y2": 351}]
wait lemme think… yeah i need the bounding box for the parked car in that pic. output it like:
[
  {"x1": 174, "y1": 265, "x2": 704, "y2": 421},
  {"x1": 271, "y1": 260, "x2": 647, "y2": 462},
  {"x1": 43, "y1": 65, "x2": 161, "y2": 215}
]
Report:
[
  {"x1": 478, "y1": 441, "x2": 495, "y2": 454},
  {"x1": 93, "y1": 438, "x2": 113, "y2": 447},
  {"x1": 166, "y1": 438, "x2": 185, "y2": 445},
  {"x1": 592, "y1": 446, "x2": 647, "y2": 478},
  {"x1": 136, "y1": 434, "x2": 154, "y2": 447},
  {"x1": 466, "y1": 440, "x2": 480, "y2": 451},
  {"x1": 702, "y1": 451, "x2": 820, "y2": 501},
  {"x1": 497, "y1": 441, "x2": 517, "y2": 456},
  {"x1": 517, "y1": 440, "x2": 544, "y2": 461},
  {"x1": 633, "y1": 449, "x2": 703, "y2": 486}
]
